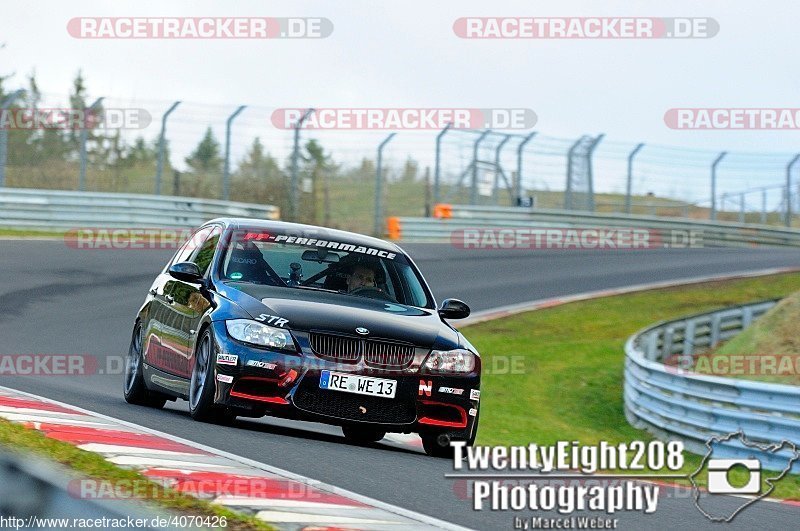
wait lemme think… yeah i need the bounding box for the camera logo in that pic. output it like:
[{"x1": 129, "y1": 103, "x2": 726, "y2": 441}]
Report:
[
  {"x1": 690, "y1": 431, "x2": 799, "y2": 522},
  {"x1": 707, "y1": 459, "x2": 761, "y2": 494}
]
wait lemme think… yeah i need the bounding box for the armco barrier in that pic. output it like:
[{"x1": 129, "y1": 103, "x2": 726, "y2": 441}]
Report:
[
  {"x1": 0, "y1": 188, "x2": 279, "y2": 229},
  {"x1": 624, "y1": 299, "x2": 800, "y2": 472},
  {"x1": 388, "y1": 204, "x2": 800, "y2": 247}
]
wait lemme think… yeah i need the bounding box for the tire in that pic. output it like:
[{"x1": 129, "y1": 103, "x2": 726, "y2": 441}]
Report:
[
  {"x1": 421, "y1": 433, "x2": 456, "y2": 458},
  {"x1": 341, "y1": 426, "x2": 386, "y2": 444},
  {"x1": 188, "y1": 329, "x2": 236, "y2": 424},
  {"x1": 423, "y1": 409, "x2": 479, "y2": 458},
  {"x1": 123, "y1": 322, "x2": 167, "y2": 409}
]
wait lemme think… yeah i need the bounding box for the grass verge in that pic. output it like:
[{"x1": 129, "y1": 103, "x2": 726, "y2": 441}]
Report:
[
  {"x1": 711, "y1": 289, "x2": 800, "y2": 385},
  {"x1": 0, "y1": 418, "x2": 275, "y2": 530},
  {"x1": 466, "y1": 272, "x2": 800, "y2": 499}
]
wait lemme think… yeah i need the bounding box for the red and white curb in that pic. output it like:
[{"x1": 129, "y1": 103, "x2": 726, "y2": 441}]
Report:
[{"x1": 0, "y1": 386, "x2": 469, "y2": 531}]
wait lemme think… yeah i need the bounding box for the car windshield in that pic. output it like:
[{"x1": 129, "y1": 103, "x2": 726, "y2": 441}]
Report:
[{"x1": 219, "y1": 229, "x2": 432, "y2": 308}]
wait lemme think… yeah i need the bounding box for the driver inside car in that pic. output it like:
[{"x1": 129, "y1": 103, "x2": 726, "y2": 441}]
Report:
[{"x1": 346, "y1": 264, "x2": 377, "y2": 293}]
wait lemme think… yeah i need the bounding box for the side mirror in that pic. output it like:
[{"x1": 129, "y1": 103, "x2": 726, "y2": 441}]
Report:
[
  {"x1": 168, "y1": 262, "x2": 203, "y2": 283},
  {"x1": 438, "y1": 298, "x2": 471, "y2": 320}
]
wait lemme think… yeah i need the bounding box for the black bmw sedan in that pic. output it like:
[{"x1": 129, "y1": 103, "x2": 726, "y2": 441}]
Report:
[{"x1": 124, "y1": 219, "x2": 480, "y2": 457}]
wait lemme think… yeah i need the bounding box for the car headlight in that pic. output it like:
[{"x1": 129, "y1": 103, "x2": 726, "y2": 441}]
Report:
[
  {"x1": 225, "y1": 320, "x2": 294, "y2": 350},
  {"x1": 423, "y1": 349, "x2": 476, "y2": 374}
]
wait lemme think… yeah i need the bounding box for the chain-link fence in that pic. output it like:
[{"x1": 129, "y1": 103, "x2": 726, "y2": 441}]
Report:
[{"x1": 2, "y1": 89, "x2": 800, "y2": 234}]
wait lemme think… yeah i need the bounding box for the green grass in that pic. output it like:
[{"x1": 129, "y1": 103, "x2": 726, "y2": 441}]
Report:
[
  {"x1": 711, "y1": 290, "x2": 800, "y2": 385},
  {"x1": 0, "y1": 418, "x2": 275, "y2": 530},
  {"x1": 0, "y1": 228, "x2": 67, "y2": 237},
  {"x1": 465, "y1": 272, "x2": 800, "y2": 498}
]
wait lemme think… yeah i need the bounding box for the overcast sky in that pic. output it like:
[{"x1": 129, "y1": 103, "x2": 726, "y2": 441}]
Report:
[{"x1": 4, "y1": 0, "x2": 800, "y2": 199}]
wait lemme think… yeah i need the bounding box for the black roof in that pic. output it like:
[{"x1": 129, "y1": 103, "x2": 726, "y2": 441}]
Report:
[{"x1": 205, "y1": 218, "x2": 404, "y2": 254}]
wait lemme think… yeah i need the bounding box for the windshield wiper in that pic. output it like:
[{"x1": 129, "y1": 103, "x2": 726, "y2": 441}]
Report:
[{"x1": 292, "y1": 285, "x2": 339, "y2": 294}]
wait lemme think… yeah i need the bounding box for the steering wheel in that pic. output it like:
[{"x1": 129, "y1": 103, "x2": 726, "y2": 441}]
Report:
[{"x1": 349, "y1": 286, "x2": 396, "y2": 302}]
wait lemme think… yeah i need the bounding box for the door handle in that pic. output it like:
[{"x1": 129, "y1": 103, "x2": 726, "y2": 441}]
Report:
[{"x1": 165, "y1": 295, "x2": 175, "y2": 304}]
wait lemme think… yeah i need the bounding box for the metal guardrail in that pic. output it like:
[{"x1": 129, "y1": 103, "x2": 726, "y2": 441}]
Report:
[
  {"x1": 624, "y1": 299, "x2": 800, "y2": 472},
  {"x1": 389, "y1": 205, "x2": 800, "y2": 247},
  {"x1": 0, "y1": 188, "x2": 279, "y2": 229}
]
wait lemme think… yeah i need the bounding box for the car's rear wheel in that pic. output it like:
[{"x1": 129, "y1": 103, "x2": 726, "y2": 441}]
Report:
[
  {"x1": 123, "y1": 322, "x2": 167, "y2": 409},
  {"x1": 341, "y1": 425, "x2": 386, "y2": 444},
  {"x1": 189, "y1": 329, "x2": 236, "y2": 424}
]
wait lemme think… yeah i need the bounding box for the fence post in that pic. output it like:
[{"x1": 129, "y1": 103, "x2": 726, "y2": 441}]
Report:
[
  {"x1": 739, "y1": 192, "x2": 745, "y2": 223},
  {"x1": 564, "y1": 136, "x2": 584, "y2": 210},
  {"x1": 515, "y1": 132, "x2": 537, "y2": 205},
  {"x1": 710, "y1": 151, "x2": 727, "y2": 220},
  {"x1": 433, "y1": 123, "x2": 451, "y2": 206},
  {"x1": 786, "y1": 154, "x2": 800, "y2": 227},
  {"x1": 156, "y1": 101, "x2": 181, "y2": 195},
  {"x1": 0, "y1": 89, "x2": 25, "y2": 188},
  {"x1": 374, "y1": 133, "x2": 396, "y2": 237},
  {"x1": 79, "y1": 97, "x2": 104, "y2": 192},
  {"x1": 492, "y1": 135, "x2": 511, "y2": 202},
  {"x1": 586, "y1": 134, "x2": 604, "y2": 212},
  {"x1": 625, "y1": 143, "x2": 645, "y2": 214},
  {"x1": 470, "y1": 130, "x2": 491, "y2": 205},
  {"x1": 222, "y1": 105, "x2": 246, "y2": 201},
  {"x1": 289, "y1": 108, "x2": 314, "y2": 222}
]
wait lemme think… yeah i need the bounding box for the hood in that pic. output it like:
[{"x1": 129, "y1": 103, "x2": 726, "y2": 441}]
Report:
[{"x1": 224, "y1": 283, "x2": 454, "y2": 348}]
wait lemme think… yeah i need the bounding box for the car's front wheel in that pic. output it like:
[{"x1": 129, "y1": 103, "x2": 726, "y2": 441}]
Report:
[
  {"x1": 422, "y1": 408, "x2": 479, "y2": 458},
  {"x1": 189, "y1": 329, "x2": 236, "y2": 424},
  {"x1": 123, "y1": 322, "x2": 168, "y2": 409},
  {"x1": 341, "y1": 426, "x2": 386, "y2": 444}
]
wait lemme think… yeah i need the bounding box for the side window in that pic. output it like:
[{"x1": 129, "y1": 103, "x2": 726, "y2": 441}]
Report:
[
  {"x1": 190, "y1": 226, "x2": 222, "y2": 276},
  {"x1": 172, "y1": 227, "x2": 211, "y2": 267}
]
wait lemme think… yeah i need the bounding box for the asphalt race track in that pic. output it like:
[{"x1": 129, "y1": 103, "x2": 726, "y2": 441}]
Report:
[{"x1": 2, "y1": 240, "x2": 800, "y2": 529}]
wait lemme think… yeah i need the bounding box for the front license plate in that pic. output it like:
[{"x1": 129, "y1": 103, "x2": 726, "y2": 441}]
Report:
[{"x1": 319, "y1": 371, "x2": 397, "y2": 398}]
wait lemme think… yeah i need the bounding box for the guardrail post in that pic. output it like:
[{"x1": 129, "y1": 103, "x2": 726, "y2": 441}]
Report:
[
  {"x1": 761, "y1": 188, "x2": 768, "y2": 224},
  {"x1": 79, "y1": 97, "x2": 104, "y2": 192},
  {"x1": 709, "y1": 314, "x2": 722, "y2": 347},
  {"x1": 289, "y1": 108, "x2": 314, "y2": 221},
  {"x1": 646, "y1": 332, "x2": 659, "y2": 360},
  {"x1": 785, "y1": 154, "x2": 800, "y2": 227},
  {"x1": 625, "y1": 143, "x2": 645, "y2": 214},
  {"x1": 516, "y1": 132, "x2": 537, "y2": 205},
  {"x1": 156, "y1": 101, "x2": 181, "y2": 196},
  {"x1": 222, "y1": 105, "x2": 246, "y2": 201},
  {"x1": 433, "y1": 123, "x2": 451, "y2": 206},
  {"x1": 374, "y1": 132, "x2": 396, "y2": 237},
  {"x1": 741, "y1": 306, "x2": 754, "y2": 328},
  {"x1": 470, "y1": 130, "x2": 491, "y2": 205},
  {"x1": 662, "y1": 326, "x2": 674, "y2": 358},
  {"x1": 710, "y1": 151, "x2": 727, "y2": 220},
  {"x1": 682, "y1": 320, "x2": 696, "y2": 357},
  {"x1": 0, "y1": 89, "x2": 25, "y2": 188}
]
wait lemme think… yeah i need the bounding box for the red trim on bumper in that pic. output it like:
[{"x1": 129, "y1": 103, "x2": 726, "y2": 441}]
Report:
[{"x1": 418, "y1": 400, "x2": 468, "y2": 428}]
